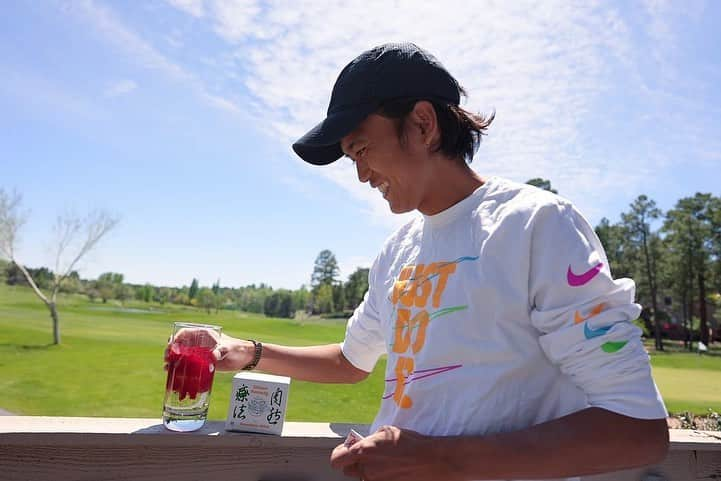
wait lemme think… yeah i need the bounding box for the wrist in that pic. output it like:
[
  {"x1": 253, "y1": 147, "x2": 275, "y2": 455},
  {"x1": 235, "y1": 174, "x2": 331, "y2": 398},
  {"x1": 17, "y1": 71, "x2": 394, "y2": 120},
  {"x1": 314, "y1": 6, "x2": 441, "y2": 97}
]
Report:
[
  {"x1": 241, "y1": 339, "x2": 262, "y2": 370},
  {"x1": 437, "y1": 436, "x2": 481, "y2": 481}
]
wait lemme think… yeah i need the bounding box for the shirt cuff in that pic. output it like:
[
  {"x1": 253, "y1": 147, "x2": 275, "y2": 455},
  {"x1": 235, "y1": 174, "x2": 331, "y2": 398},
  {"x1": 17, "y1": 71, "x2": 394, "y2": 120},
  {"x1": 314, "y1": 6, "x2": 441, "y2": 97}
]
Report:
[{"x1": 340, "y1": 337, "x2": 379, "y2": 373}]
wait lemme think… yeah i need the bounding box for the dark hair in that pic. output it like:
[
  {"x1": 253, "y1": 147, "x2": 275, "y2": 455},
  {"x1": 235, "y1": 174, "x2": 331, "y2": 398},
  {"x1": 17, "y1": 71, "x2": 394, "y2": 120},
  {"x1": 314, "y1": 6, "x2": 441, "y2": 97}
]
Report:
[{"x1": 377, "y1": 89, "x2": 494, "y2": 163}]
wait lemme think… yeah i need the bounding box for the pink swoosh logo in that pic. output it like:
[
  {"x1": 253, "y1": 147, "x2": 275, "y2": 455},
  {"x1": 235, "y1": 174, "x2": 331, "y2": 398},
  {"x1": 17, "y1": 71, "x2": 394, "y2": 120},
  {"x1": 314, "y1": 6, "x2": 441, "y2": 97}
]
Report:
[
  {"x1": 381, "y1": 364, "x2": 463, "y2": 399},
  {"x1": 567, "y1": 262, "x2": 603, "y2": 287}
]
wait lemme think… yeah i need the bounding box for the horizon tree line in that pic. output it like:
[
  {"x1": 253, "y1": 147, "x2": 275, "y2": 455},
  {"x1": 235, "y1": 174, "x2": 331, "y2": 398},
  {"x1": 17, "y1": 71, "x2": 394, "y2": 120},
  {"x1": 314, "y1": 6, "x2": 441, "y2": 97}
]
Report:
[{"x1": 2, "y1": 182, "x2": 719, "y2": 347}]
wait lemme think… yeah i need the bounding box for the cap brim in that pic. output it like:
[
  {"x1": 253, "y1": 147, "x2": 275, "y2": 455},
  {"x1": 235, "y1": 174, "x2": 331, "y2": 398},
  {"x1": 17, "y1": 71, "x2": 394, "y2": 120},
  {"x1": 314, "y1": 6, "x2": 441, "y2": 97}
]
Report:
[{"x1": 292, "y1": 104, "x2": 376, "y2": 165}]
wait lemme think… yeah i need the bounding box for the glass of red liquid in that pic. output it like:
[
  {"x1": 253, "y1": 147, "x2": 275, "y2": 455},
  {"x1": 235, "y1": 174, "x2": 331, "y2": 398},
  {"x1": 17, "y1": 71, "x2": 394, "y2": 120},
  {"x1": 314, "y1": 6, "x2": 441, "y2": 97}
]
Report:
[{"x1": 163, "y1": 322, "x2": 221, "y2": 432}]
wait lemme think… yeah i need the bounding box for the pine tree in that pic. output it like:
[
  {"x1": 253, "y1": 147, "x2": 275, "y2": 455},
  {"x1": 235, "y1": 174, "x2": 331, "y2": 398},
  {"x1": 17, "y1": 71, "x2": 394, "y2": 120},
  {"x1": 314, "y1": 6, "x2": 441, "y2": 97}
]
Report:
[
  {"x1": 188, "y1": 278, "x2": 199, "y2": 300},
  {"x1": 311, "y1": 250, "x2": 340, "y2": 288},
  {"x1": 621, "y1": 195, "x2": 664, "y2": 350}
]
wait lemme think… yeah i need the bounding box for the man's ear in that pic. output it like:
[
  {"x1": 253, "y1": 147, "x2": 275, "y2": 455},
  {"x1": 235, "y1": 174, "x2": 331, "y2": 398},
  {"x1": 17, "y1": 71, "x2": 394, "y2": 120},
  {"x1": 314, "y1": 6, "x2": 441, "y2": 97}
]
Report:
[{"x1": 410, "y1": 101, "x2": 439, "y2": 146}]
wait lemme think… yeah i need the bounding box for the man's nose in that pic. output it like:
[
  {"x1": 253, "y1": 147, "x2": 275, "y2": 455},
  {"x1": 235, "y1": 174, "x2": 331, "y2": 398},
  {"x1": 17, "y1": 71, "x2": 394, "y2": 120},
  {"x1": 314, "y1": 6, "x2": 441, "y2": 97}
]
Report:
[{"x1": 355, "y1": 158, "x2": 371, "y2": 183}]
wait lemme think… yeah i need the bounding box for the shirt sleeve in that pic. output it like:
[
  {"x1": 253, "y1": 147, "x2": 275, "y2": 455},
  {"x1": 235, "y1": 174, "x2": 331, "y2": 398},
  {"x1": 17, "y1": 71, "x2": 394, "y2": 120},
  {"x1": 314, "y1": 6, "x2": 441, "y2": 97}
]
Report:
[
  {"x1": 340, "y1": 259, "x2": 387, "y2": 373},
  {"x1": 529, "y1": 200, "x2": 667, "y2": 420}
]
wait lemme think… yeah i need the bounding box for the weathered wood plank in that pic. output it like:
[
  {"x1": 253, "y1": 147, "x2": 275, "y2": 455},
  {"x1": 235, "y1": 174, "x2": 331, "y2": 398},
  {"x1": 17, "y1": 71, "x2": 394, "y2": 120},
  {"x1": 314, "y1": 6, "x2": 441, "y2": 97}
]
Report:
[
  {"x1": 1, "y1": 417, "x2": 720, "y2": 481},
  {"x1": 0, "y1": 418, "x2": 359, "y2": 481},
  {"x1": 0, "y1": 444, "x2": 344, "y2": 481},
  {"x1": 0, "y1": 417, "x2": 368, "y2": 438}
]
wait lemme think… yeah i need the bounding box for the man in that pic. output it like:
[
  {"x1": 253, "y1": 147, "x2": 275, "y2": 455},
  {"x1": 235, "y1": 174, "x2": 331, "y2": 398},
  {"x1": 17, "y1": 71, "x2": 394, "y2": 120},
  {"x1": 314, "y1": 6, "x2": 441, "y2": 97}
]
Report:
[{"x1": 211, "y1": 43, "x2": 669, "y2": 480}]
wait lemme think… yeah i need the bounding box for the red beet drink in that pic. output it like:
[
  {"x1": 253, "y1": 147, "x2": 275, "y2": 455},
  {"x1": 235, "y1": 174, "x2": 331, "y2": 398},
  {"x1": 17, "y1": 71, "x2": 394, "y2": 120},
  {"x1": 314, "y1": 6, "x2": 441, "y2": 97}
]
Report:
[{"x1": 163, "y1": 322, "x2": 221, "y2": 432}]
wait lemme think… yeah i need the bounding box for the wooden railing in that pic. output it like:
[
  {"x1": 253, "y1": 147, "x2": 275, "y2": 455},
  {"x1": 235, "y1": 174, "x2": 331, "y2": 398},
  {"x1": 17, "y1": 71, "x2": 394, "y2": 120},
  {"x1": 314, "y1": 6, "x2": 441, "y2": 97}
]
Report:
[{"x1": 1, "y1": 417, "x2": 720, "y2": 480}]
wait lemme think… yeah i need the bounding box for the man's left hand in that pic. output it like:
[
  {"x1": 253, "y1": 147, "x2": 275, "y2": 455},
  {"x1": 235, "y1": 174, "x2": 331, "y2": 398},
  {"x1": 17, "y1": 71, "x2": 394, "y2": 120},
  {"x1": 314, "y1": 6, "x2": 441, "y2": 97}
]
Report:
[{"x1": 330, "y1": 425, "x2": 460, "y2": 481}]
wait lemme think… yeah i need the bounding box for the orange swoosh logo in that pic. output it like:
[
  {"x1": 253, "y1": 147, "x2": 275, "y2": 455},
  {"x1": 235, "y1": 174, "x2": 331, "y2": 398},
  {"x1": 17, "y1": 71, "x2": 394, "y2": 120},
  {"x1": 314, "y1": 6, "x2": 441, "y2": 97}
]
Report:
[{"x1": 574, "y1": 303, "x2": 605, "y2": 324}]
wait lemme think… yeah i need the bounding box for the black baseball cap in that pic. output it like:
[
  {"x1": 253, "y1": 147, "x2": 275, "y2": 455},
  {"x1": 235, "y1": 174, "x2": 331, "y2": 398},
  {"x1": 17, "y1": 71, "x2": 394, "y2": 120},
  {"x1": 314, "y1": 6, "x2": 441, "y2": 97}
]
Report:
[{"x1": 292, "y1": 42, "x2": 462, "y2": 165}]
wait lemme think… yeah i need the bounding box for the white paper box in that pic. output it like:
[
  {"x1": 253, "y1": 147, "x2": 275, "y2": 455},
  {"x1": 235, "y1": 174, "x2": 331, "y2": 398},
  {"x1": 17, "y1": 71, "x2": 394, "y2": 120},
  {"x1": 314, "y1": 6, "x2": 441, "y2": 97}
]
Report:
[{"x1": 225, "y1": 372, "x2": 290, "y2": 435}]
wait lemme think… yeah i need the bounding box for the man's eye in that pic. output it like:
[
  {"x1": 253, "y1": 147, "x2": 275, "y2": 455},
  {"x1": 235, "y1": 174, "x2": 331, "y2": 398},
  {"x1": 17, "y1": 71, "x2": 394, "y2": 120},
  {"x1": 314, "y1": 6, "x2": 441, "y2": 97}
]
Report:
[{"x1": 356, "y1": 147, "x2": 367, "y2": 158}]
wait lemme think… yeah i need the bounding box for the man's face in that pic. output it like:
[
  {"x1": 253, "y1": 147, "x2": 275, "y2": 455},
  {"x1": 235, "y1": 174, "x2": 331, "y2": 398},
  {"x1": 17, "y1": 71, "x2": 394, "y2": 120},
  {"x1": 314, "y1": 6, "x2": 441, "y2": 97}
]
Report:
[{"x1": 340, "y1": 113, "x2": 429, "y2": 214}]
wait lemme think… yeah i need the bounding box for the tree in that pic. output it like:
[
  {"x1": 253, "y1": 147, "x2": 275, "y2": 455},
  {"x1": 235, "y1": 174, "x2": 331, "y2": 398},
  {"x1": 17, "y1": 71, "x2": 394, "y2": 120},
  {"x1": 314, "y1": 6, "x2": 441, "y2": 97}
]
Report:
[
  {"x1": 211, "y1": 279, "x2": 223, "y2": 312},
  {"x1": 156, "y1": 287, "x2": 171, "y2": 305},
  {"x1": 344, "y1": 267, "x2": 370, "y2": 310},
  {"x1": 332, "y1": 283, "x2": 346, "y2": 312},
  {"x1": 58, "y1": 271, "x2": 82, "y2": 294},
  {"x1": 197, "y1": 287, "x2": 216, "y2": 314},
  {"x1": 526, "y1": 178, "x2": 558, "y2": 194},
  {"x1": 660, "y1": 229, "x2": 695, "y2": 349},
  {"x1": 595, "y1": 218, "x2": 634, "y2": 279},
  {"x1": 0, "y1": 258, "x2": 8, "y2": 283},
  {"x1": 236, "y1": 286, "x2": 267, "y2": 313},
  {"x1": 663, "y1": 194, "x2": 715, "y2": 346},
  {"x1": 0, "y1": 189, "x2": 118, "y2": 344},
  {"x1": 5, "y1": 264, "x2": 54, "y2": 289},
  {"x1": 116, "y1": 284, "x2": 135, "y2": 306},
  {"x1": 171, "y1": 291, "x2": 189, "y2": 306},
  {"x1": 264, "y1": 290, "x2": 296, "y2": 318},
  {"x1": 293, "y1": 285, "x2": 310, "y2": 315},
  {"x1": 707, "y1": 196, "x2": 721, "y2": 293},
  {"x1": 311, "y1": 249, "x2": 340, "y2": 314},
  {"x1": 96, "y1": 272, "x2": 123, "y2": 303},
  {"x1": 188, "y1": 278, "x2": 199, "y2": 300},
  {"x1": 311, "y1": 249, "x2": 340, "y2": 289},
  {"x1": 139, "y1": 284, "x2": 153, "y2": 303},
  {"x1": 621, "y1": 195, "x2": 664, "y2": 350},
  {"x1": 98, "y1": 272, "x2": 124, "y2": 284},
  {"x1": 96, "y1": 283, "x2": 113, "y2": 303},
  {"x1": 86, "y1": 287, "x2": 100, "y2": 303},
  {"x1": 315, "y1": 283, "x2": 334, "y2": 314}
]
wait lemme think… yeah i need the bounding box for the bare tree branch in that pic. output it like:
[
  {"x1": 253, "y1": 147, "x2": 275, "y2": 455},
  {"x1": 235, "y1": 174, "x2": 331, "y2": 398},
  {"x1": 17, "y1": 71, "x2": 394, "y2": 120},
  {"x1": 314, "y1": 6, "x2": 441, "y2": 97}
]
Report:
[
  {"x1": 1, "y1": 187, "x2": 120, "y2": 344},
  {"x1": 14, "y1": 261, "x2": 51, "y2": 305},
  {"x1": 53, "y1": 214, "x2": 82, "y2": 277},
  {"x1": 0, "y1": 189, "x2": 26, "y2": 261},
  {"x1": 58, "y1": 210, "x2": 120, "y2": 281}
]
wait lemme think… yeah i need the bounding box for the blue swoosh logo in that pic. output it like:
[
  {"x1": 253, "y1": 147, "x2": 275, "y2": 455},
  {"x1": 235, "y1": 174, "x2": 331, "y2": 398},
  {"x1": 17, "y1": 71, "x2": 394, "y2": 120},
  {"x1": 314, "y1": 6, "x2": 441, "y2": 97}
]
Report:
[{"x1": 584, "y1": 322, "x2": 611, "y2": 339}]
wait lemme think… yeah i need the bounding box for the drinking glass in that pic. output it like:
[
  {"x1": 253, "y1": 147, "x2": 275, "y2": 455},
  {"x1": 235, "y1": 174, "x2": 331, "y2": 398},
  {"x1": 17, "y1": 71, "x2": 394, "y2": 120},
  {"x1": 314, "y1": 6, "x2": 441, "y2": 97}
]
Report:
[{"x1": 163, "y1": 322, "x2": 221, "y2": 432}]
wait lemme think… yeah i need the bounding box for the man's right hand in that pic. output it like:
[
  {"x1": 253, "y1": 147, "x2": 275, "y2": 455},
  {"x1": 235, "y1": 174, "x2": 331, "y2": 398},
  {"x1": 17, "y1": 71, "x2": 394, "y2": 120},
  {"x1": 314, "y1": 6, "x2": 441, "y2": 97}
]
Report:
[
  {"x1": 164, "y1": 330, "x2": 255, "y2": 372},
  {"x1": 211, "y1": 334, "x2": 256, "y2": 371}
]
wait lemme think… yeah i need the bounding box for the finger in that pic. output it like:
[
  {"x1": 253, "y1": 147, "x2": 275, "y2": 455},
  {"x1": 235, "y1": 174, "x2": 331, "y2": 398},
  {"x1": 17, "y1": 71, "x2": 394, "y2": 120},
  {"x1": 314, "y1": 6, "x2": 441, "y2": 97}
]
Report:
[
  {"x1": 330, "y1": 444, "x2": 362, "y2": 470},
  {"x1": 196, "y1": 328, "x2": 220, "y2": 347},
  {"x1": 174, "y1": 327, "x2": 204, "y2": 345},
  {"x1": 213, "y1": 345, "x2": 229, "y2": 362},
  {"x1": 374, "y1": 424, "x2": 399, "y2": 442},
  {"x1": 170, "y1": 327, "x2": 188, "y2": 344},
  {"x1": 172, "y1": 328, "x2": 218, "y2": 347},
  {"x1": 375, "y1": 424, "x2": 395, "y2": 435}
]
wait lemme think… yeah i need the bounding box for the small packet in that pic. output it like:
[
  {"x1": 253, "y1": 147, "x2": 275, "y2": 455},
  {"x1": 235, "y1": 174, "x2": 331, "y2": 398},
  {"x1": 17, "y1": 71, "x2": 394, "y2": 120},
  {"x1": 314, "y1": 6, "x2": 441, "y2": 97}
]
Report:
[{"x1": 344, "y1": 428, "x2": 365, "y2": 447}]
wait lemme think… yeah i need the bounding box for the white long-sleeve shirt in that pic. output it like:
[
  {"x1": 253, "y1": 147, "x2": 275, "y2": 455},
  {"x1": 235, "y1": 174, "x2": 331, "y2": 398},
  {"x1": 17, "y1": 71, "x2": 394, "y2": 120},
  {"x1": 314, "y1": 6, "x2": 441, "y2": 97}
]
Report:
[{"x1": 340, "y1": 176, "x2": 667, "y2": 481}]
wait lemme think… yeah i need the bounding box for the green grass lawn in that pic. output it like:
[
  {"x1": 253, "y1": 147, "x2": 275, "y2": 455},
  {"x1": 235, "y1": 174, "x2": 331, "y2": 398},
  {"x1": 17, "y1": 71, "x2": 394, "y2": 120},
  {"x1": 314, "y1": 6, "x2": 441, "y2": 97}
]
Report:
[
  {"x1": 1, "y1": 283, "x2": 719, "y2": 421},
  {"x1": 0, "y1": 283, "x2": 384, "y2": 422},
  {"x1": 644, "y1": 341, "x2": 721, "y2": 414}
]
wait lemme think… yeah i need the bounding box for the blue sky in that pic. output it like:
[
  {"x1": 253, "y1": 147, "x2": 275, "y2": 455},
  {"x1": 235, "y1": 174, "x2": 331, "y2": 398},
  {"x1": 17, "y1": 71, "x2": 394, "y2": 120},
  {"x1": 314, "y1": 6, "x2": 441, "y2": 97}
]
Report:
[{"x1": 2, "y1": 0, "x2": 720, "y2": 290}]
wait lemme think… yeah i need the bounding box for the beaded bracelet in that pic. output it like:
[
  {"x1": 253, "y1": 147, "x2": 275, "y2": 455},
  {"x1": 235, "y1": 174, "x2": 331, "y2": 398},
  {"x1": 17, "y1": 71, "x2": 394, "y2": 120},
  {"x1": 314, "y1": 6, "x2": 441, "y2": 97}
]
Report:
[{"x1": 242, "y1": 339, "x2": 262, "y2": 371}]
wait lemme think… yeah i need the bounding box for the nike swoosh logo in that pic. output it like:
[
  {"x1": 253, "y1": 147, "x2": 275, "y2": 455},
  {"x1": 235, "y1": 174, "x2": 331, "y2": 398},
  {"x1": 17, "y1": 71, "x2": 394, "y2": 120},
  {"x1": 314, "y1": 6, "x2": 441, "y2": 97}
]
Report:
[
  {"x1": 381, "y1": 364, "x2": 463, "y2": 399},
  {"x1": 602, "y1": 341, "x2": 628, "y2": 353},
  {"x1": 574, "y1": 303, "x2": 605, "y2": 324},
  {"x1": 584, "y1": 322, "x2": 611, "y2": 339},
  {"x1": 567, "y1": 262, "x2": 603, "y2": 287}
]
